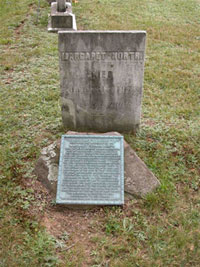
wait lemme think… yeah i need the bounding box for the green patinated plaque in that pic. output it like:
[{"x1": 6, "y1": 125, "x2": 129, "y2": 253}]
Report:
[{"x1": 56, "y1": 135, "x2": 124, "y2": 205}]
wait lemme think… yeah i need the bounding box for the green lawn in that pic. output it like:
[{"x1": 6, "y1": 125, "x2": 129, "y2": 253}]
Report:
[{"x1": 0, "y1": 0, "x2": 200, "y2": 266}]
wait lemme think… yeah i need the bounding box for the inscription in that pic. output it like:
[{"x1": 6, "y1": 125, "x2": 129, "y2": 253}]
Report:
[
  {"x1": 64, "y1": 85, "x2": 138, "y2": 94},
  {"x1": 61, "y1": 51, "x2": 144, "y2": 61},
  {"x1": 56, "y1": 136, "x2": 124, "y2": 204}
]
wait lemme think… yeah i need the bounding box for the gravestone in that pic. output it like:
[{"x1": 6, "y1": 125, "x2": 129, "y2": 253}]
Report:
[
  {"x1": 56, "y1": 135, "x2": 124, "y2": 205},
  {"x1": 48, "y1": 1, "x2": 77, "y2": 32},
  {"x1": 59, "y1": 31, "x2": 146, "y2": 133}
]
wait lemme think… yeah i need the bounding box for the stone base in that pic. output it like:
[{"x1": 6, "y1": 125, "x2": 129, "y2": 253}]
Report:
[{"x1": 34, "y1": 131, "x2": 160, "y2": 207}]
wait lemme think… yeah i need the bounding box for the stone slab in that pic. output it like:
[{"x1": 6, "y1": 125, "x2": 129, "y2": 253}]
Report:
[
  {"x1": 34, "y1": 132, "x2": 160, "y2": 200},
  {"x1": 59, "y1": 31, "x2": 146, "y2": 133},
  {"x1": 56, "y1": 135, "x2": 124, "y2": 205},
  {"x1": 34, "y1": 141, "x2": 60, "y2": 193}
]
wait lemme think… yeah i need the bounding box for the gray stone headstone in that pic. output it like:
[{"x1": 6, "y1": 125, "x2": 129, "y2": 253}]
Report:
[
  {"x1": 59, "y1": 31, "x2": 146, "y2": 133},
  {"x1": 56, "y1": 135, "x2": 124, "y2": 205}
]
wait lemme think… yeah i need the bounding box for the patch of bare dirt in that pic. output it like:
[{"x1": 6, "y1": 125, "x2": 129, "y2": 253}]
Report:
[
  {"x1": 41, "y1": 206, "x2": 101, "y2": 261},
  {"x1": 14, "y1": 4, "x2": 34, "y2": 38},
  {"x1": 24, "y1": 176, "x2": 107, "y2": 265}
]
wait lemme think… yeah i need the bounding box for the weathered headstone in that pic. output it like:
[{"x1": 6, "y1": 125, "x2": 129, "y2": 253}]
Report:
[
  {"x1": 56, "y1": 135, "x2": 124, "y2": 205},
  {"x1": 59, "y1": 31, "x2": 146, "y2": 133}
]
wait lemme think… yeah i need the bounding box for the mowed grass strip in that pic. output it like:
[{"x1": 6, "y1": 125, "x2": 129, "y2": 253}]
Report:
[{"x1": 0, "y1": 0, "x2": 200, "y2": 266}]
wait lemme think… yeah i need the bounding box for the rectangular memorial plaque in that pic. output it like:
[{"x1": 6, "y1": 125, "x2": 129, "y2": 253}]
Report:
[
  {"x1": 56, "y1": 135, "x2": 124, "y2": 205},
  {"x1": 59, "y1": 31, "x2": 146, "y2": 132}
]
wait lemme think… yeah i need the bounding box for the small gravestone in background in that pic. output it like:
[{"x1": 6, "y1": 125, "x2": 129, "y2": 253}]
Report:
[
  {"x1": 56, "y1": 135, "x2": 124, "y2": 205},
  {"x1": 48, "y1": 0, "x2": 77, "y2": 32},
  {"x1": 59, "y1": 31, "x2": 146, "y2": 133}
]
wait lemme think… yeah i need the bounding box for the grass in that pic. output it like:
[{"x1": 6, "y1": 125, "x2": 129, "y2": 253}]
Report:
[{"x1": 0, "y1": 0, "x2": 200, "y2": 266}]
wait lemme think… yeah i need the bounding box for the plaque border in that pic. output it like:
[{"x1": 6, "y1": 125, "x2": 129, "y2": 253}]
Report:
[{"x1": 56, "y1": 135, "x2": 124, "y2": 205}]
